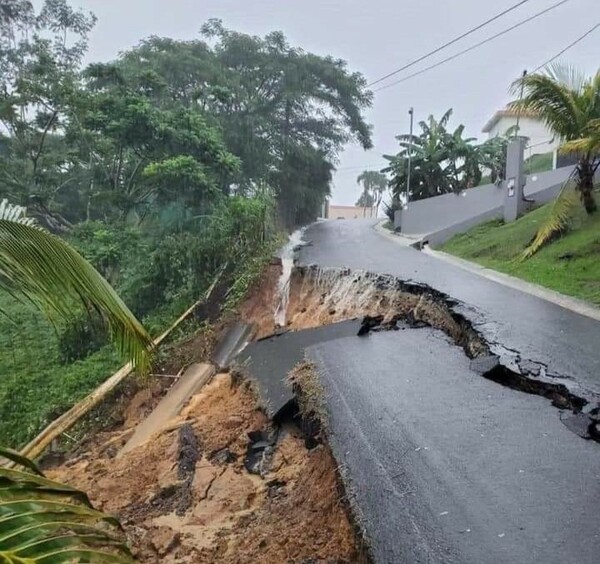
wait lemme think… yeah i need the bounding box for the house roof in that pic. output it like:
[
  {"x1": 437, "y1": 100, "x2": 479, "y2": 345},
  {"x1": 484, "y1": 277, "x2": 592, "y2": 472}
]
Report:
[{"x1": 482, "y1": 108, "x2": 538, "y2": 133}]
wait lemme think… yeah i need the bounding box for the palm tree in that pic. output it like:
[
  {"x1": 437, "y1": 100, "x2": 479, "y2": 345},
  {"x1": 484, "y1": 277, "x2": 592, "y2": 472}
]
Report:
[
  {"x1": 511, "y1": 64, "x2": 600, "y2": 214},
  {"x1": 0, "y1": 199, "x2": 152, "y2": 561},
  {"x1": 356, "y1": 171, "x2": 388, "y2": 216}
]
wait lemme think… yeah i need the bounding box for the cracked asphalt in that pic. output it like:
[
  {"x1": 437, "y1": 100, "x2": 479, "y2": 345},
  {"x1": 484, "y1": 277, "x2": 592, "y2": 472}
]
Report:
[
  {"x1": 299, "y1": 219, "x2": 600, "y2": 399},
  {"x1": 295, "y1": 219, "x2": 600, "y2": 563}
]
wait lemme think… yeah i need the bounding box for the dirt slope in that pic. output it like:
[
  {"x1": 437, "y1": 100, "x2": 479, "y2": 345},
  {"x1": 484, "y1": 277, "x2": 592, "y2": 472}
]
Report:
[{"x1": 47, "y1": 373, "x2": 364, "y2": 563}]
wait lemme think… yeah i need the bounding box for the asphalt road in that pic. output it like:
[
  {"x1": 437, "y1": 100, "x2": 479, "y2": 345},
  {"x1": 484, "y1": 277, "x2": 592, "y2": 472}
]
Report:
[
  {"x1": 299, "y1": 219, "x2": 600, "y2": 400},
  {"x1": 292, "y1": 219, "x2": 600, "y2": 563},
  {"x1": 307, "y1": 330, "x2": 600, "y2": 564}
]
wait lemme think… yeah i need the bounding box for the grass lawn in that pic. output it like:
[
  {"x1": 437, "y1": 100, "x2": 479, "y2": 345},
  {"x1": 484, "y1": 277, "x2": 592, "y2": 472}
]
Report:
[{"x1": 441, "y1": 201, "x2": 600, "y2": 306}]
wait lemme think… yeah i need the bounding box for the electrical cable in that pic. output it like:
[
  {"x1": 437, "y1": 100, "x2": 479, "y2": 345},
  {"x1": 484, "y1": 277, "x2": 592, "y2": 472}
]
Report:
[
  {"x1": 367, "y1": 0, "x2": 537, "y2": 87},
  {"x1": 373, "y1": 0, "x2": 572, "y2": 93},
  {"x1": 532, "y1": 21, "x2": 600, "y2": 72}
]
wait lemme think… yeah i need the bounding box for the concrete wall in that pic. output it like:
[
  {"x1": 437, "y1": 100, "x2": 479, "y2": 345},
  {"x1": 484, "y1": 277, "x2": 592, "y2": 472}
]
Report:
[
  {"x1": 395, "y1": 165, "x2": 574, "y2": 246},
  {"x1": 328, "y1": 205, "x2": 376, "y2": 220}
]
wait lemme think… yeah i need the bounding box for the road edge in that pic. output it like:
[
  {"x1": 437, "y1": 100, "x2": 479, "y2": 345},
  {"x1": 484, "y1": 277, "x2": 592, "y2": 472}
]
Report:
[{"x1": 372, "y1": 221, "x2": 600, "y2": 323}]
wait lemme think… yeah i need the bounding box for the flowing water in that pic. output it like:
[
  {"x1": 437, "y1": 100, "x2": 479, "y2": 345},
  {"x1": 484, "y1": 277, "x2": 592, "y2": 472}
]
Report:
[{"x1": 274, "y1": 227, "x2": 307, "y2": 326}]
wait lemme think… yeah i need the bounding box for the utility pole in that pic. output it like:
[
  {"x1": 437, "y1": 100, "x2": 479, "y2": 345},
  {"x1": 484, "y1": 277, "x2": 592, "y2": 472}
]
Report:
[
  {"x1": 406, "y1": 107, "x2": 414, "y2": 206},
  {"x1": 514, "y1": 70, "x2": 527, "y2": 138}
]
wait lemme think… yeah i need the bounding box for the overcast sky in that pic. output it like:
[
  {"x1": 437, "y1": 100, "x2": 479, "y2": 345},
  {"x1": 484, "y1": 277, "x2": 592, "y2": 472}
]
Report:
[{"x1": 36, "y1": 0, "x2": 599, "y2": 204}]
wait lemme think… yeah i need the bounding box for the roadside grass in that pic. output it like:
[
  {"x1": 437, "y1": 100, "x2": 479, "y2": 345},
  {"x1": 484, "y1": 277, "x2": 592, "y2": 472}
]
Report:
[{"x1": 441, "y1": 201, "x2": 600, "y2": 306}]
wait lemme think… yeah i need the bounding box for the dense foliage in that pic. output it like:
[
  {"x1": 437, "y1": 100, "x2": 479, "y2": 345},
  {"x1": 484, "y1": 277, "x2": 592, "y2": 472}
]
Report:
[
  {"x1": 0, "y1": 0, "x2": 373, "y2": 447},
  {"x1": 383, "y1": 109, "x2": 509, "y2": 206},
  {"x1": 0, "y1": 6, "x2": 372, "y2": 229}
]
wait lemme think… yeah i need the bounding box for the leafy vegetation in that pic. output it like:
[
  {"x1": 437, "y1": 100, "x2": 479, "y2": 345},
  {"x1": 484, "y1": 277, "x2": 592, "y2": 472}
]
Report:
[
  {"x1": 0, "y1": 201, "x2": 153, "y2": 373},
  {"x1": 0, "y1": 446, "x2": 133, "y2": 562},
  {"x1": 442, "y1": 198, "x2": 600, "y2": 305},
  {"x1": 0, "y1": 0, "x2": 373, "y2": 450},
  {"x1": 383, "y1": 109, "x2": 510, "y2": 208},
  {"x1": 509, "y1": 65, "x2": 600, "y2": 256},
  {"x1": 511, "y1": 65, "x2": 600, "y2": 215}
]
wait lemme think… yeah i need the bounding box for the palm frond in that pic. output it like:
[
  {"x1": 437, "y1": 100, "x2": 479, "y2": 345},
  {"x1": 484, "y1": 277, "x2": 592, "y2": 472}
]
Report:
[
  {"x1": 560, "y1": 118, "x2": 600, "y2": 155},
  {"x1": 544, "y1": 62, "x2": 586, "y2": 93},
  {"x1": 521, "y1": 180, "x2": 579, "y2": 259},
  {"x1": 0, "y1": 447, "x2": 133, "y2": 563},
  {"x1": 0, "y1": 218, "x2": 153, "y2": 373},
  {"x1": 0, "y1": 200, "x2": 38, "y2": 228},
  {"x1": 509, "y1": 69, "x2": 583, "y2": 140}
]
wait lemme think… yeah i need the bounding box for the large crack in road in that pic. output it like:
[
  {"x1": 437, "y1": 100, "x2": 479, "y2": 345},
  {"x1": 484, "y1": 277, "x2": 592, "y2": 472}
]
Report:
[
  {"x1": 243, "y1": 264, "x2": 599, "y2": 440},
  {"x1": 237, "y1": 257, "x2": 600, "y2": 563}
]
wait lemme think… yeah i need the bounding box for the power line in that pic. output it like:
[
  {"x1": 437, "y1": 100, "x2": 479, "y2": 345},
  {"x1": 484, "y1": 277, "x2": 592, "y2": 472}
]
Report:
[
  {"x1": 367, "y1": 0, "x2": 536, "y2": 87},
  {"x1": 374, "y1": 0, "x2": 572, "y2": 93},
  {"x1": 532, "y1": 21, "x2": 600, "y2": 72}
]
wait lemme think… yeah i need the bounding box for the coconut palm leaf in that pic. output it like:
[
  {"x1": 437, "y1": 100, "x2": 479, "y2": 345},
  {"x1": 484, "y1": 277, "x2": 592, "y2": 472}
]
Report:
[
  {"x1": 561, "y1": 118, "x2": 600, "y2": 155},
  {"x1": 0, "y1": 447, "x2": 133, "y2": 563},
  {"x1": 0, "y1": 200, "x2": 153, "y2": 373},
  {"x1": 521, "y1": 178, "x2": 579, "y2": 259},
  {"x1": 509, "y1": 64, "x2": 583, "y2": 141}
]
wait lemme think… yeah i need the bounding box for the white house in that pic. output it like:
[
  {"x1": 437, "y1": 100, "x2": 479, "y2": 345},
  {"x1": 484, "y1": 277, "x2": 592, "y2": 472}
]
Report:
[{"x1": 482, "y1": 108, "x2": 559, "y2": 168}]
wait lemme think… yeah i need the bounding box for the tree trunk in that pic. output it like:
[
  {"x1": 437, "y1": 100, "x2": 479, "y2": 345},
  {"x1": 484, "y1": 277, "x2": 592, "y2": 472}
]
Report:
[{"x1": 578, "y1": 160, "x2": 597, "y2": 214}]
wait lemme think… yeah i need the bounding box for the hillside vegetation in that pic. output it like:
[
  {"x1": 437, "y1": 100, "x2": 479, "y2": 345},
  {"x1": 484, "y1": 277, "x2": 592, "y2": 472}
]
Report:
[{"x1": 442, "y1": 200, "x2": 600, "y2": 306}]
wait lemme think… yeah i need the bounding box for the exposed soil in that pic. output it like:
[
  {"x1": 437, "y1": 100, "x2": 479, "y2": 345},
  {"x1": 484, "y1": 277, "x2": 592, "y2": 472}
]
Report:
[
  {"x1": 287, "y1": 266, "x2": 488, "y2": 358},
  {"x1": 42, "y1": 253, "x2": 599, "y2": 564},
  {"x1": 237, "y1": 258, "x2": 282, "y2": 340},
  {"x1": 47, "y1": 373, "x2": 363, "y2": 563}
]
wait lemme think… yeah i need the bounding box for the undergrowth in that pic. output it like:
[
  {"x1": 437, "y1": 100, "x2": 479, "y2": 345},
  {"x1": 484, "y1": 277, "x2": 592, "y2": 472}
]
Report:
[{"x1": 0, "y1": 196, "x2": 282, "y2": 449}]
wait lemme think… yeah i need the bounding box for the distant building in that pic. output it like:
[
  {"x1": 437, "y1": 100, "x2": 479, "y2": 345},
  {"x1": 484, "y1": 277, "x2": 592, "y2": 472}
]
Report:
[
  {"x1": 326, "y1": 205, "x2": 376, "y2": 220},
  {"x1": 482, "y1": 107, "x2": 559, "y2": 168}
]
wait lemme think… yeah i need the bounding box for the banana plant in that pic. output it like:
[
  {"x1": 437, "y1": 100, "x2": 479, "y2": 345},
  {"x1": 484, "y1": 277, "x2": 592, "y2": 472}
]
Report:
[{"x1": 0, "y1": 446, "x2": 133, "y2": 562}]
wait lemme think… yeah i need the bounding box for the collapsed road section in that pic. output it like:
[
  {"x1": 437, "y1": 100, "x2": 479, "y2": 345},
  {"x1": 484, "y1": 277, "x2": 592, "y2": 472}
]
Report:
[
  {"x1": 236, "y1": 263, "x2": 600, "y2": 564},
  {"x1": 45, "y1": 249, "x2": 600, "y2": 564},
  {"x1": 242, "y1": 264, "x2": 599, "y2": 436}
]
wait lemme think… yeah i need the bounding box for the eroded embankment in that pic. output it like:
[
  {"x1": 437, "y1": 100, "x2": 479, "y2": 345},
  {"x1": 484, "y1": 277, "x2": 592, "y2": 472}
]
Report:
[
  {"x1": 47, "y1": 372, "x2": 366, "y2": 563},
  {"x1": 282, "y1": 265, "x2": 599, "y2": 440},
  {"x1": 45, "y1": 256, "x2": 599, "y2": 563}
]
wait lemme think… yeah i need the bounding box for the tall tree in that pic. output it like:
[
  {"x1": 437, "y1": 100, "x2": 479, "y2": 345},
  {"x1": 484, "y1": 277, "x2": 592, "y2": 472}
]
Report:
[
  {"x1": 0, "y1": 0, "x2": 96, "y2": 228},
  {"x1": 116, "y1": 21, "x2": 373, "y2": 227},
  {"x1": 71, "y1": 63, "x2": 240, "y2": 222}
]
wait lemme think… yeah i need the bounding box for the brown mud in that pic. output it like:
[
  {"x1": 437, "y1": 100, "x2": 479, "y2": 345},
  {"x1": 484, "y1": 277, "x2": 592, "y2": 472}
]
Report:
[{"x1": 46, "y1": 258, "x2": 367, "y2": 563}]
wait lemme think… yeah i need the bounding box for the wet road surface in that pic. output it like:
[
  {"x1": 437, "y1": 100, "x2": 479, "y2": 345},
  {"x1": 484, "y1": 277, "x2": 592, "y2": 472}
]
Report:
[
  {"x1": 294, "y1": 219, "x2": 600, "y2": 563},
  {"x1": 300, "y1": 219, "x2": 600, "y2": 399},
  {"x1": 308, "y1": 329, "x2": 600, "y2": 564}
]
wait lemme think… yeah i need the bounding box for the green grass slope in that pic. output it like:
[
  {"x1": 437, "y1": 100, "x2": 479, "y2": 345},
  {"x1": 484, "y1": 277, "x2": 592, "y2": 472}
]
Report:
[{"x1": 442, "y1": 202, "x2": 600, "y2": 306}]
